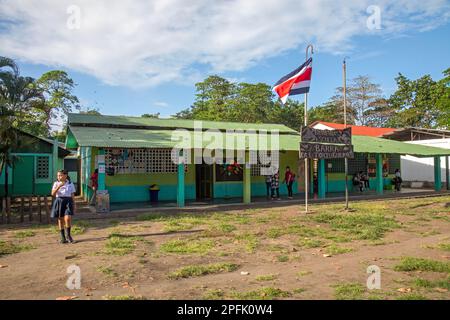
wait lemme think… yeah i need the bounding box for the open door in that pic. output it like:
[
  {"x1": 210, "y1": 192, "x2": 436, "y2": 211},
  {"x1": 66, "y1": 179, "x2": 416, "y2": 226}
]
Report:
[{"x1": 196, "y1": 163, "x2": 213, "y2": 200}]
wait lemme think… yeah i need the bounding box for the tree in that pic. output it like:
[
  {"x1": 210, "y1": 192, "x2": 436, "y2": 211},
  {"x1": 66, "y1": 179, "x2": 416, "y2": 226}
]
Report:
[
  {"x1": 310, "y1": 86, "x2": 357, "y2": 125},
  {"x1": 435, "y1": 68, "x2": 450, "y2": 129},
  {"x1": 388, "y1": 72, "x2": 445, "y2": 128},
  {"x1": 0, "y1": 57, "x2": 43, "y2": 197},
  {"x1": 34, "y1": 70, "x2": 80, "y2": 132},
  {"x1": 348, "y1": 75, "x2": 383, "y2": 126}
]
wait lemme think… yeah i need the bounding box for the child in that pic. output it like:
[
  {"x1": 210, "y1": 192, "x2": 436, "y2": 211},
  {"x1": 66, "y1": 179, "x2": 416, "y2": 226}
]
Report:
[
  {"x1": 89, "y1": 169, "x2": 99, "y2": 206},
  {"x1": 271, "y1": 170, "x2": 280, "y2": 200},
  {"x1": 51, "y1": 169, "x2": 76, "y2": 244},
  {"x1": 283, "y1": 166, "x2": 295, "y2": 199},
  {"x1": 265, "y1": 174, "x2": 272, "y2": 199}
]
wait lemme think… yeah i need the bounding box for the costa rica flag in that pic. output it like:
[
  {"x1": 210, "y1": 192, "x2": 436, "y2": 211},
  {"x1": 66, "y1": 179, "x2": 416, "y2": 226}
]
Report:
[{"x1": 273, "y1": 57, "x2": 312, "y2": 104}]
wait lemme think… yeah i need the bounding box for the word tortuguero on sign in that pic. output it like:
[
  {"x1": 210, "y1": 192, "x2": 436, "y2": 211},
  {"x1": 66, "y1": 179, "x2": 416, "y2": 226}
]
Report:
[
  {"x1": 300, "y1": 142, "x2": 354, "y2": 159},
  {"x1": 301, "y1": 127, "x2": 352, "y2": 145}
]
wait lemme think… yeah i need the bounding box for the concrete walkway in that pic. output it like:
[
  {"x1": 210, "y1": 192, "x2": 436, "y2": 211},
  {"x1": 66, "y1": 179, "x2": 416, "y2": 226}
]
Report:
[{"x1": 73, "y1": 188, "x2": 450, "y2": 220}]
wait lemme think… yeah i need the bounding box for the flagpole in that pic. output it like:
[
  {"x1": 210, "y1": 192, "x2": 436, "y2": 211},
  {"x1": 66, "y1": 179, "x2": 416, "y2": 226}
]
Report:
[
  {"x1": 304, "y1": 44, "x2": 314, "y2": 213},
  {"x1": 343, "y1": 58, "x2": 349, "y2": 210}
]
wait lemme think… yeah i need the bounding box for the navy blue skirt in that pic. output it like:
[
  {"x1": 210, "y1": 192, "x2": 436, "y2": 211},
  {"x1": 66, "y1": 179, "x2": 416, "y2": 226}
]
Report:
[{"x1": 51, "y1": 197, "x2": 74, "y2": 218}]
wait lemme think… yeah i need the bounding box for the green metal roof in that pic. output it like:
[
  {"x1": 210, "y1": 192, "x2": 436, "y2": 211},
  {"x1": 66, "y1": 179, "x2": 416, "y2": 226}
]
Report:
[
  {"x1": 67, "y1": 126, "x2": 301, "y2": 151},
  {"x1": 352, "y1": 135, "x2": 450, "y2": 157},
  {"x1": 67, "y1": 113, "x2": 298, "y2": 133},
  {"x1": 66, "y1": 114, "x2": 450, "y2": 157}
]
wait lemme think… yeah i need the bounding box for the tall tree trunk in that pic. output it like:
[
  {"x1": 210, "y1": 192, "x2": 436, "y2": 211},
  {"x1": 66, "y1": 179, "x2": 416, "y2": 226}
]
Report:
[{"x1": 4, "y1": 164, "x2": 8, "y2": 198}]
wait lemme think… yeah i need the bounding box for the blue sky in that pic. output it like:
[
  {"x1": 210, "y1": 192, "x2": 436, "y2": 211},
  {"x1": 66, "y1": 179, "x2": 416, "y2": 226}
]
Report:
[{"x1": 1, "y1": 1, "x2": 450, "y2": 125}]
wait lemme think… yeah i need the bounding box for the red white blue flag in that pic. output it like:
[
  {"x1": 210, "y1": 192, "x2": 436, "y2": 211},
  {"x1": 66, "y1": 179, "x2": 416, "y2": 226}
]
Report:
[{"x1": 273, "y1": 57, "x2": 312, "y2": 104}]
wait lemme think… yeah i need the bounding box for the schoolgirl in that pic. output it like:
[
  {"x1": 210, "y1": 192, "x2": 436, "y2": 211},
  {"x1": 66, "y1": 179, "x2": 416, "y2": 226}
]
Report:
[{"x1": 51, "y1": 169, "x2": 76, "y2": 243}]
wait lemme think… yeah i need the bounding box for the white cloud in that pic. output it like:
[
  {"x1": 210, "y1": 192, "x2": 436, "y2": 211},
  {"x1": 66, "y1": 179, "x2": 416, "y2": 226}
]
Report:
[
  {"x1": 0, "y1": 0, "x2": 448, "y2": 87},
  {"x1": 153, "y1": 101, "x2": 169, "y2": 107}
]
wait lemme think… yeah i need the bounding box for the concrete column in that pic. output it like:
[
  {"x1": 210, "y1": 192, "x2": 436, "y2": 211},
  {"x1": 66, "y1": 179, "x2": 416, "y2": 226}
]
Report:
[
  {"x1": 243, "y1": 151, "x2": 251, "y2": 204},
  {"x1": 318, "y1": 159, "x2": 326, "y2": 198},
  {"x1": 52, "y1": 139, "x2": 58, "y2": 180},
  {"x1": 375, "y1": 153, "x2": 383, "y2": 195},
  {"x1": 445, "y1": 156, "x2": 449, "y2": 190},
  {"x1": 177, "y1": 151, "x2": 185, "y2": 207},
  {"x1": 97, "y1": 148, "x2": 105, "y2": 191},
  {"x1": 434, "y1": 156, "x2": 442, "y2": 192}
]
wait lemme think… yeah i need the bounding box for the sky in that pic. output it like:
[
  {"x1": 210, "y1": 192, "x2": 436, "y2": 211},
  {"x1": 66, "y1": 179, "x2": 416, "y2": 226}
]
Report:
[{"x1": 1, "y1": 0, "x2": 450, "y2": 128}]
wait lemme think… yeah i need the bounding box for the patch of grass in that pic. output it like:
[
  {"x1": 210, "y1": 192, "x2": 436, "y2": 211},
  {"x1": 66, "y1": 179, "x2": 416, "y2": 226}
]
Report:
[
  {"x1": 311, "y1": 212, "x2": 398, "y2": 240},
  {"x1": 293, "y1": 288, "x2": 306, "y2": 294},
  {"x1": 234, "y1": 233, "x2": 258, "y2": 253},
  {"x1": 255, "y1": 274, "x2": 278, "y2": 282},
  {"x1": 396, "y1": 294, "x2": 428, "y2": 300},
  {"x1": 333, "y1": 282, "x2": 366, "y2": 300},
  {"x1": 203, "y1": 289, "x2": 225, "y2": 300},
  {"x1": 412, "y1": 277, "x2": 450, "y2": 290},
  {"x1": 210, "y1": 223, "x2": 237, "y2": 234},
  {"x1": 136, "y1": 213, "x2": 166, "y2": 221},
  {"x1": 97, "y1": 266, "x2": 118, "y2": 277},
  {"x1": 103, "y1": 295, "x2": 145, "y2": 300},
  {"x1": 277, "y1": 255, "x2": 289, "y2": 262},
  {"x1": 297, "y1": 238, "x2": 325, "y2": 248},
  {"x1": 394, "y1": 257, "x2": 450, "y2": 273},
  {"x1": 266, "y1": 228, "x2": 284, "y2": 239},
  {"x1": 437, "y1": 243, "x2": 450, "y2": 251},
  {"x1": 104, "y1": 235, "x2": 138, "y2": 256},
  {"x1": 71, "y1": 220, "x2": 92, "y2": 235},
  {"x1": 160, "y1": 239, "x2": 214, "y2": 255},
  {"x1": 0, "y1": 240, "x2": 34, "y2": 257},
  {"x1": 232, "y1": 287, "x2": 291, "y2": 300},
  {"x1": 168, "y1": 263, "x2": 238, "y2": 279},
  {"x1": 163, "y1": 216, "x2": 206, "y2": 232},
  {"x1": 14, "y1": 230, "x2": 36, "y2": 238},
  {"x1": 325, "y1": 244, "x2": 353, "y2": 255}
]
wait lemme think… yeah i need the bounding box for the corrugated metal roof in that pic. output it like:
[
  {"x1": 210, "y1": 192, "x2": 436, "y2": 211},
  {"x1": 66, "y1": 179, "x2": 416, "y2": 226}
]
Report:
[
  {"x1": 67, "y1": 125, "x2": 450, "y2": 157},
  {"x1": 68, "y1": 126, "x2": 301, "y2": 151},
  {"x1": 68, "y1": 113, "x2": 298, "y2": 133},
  {"x1": 352, "y1": 135, "x2": 450, "y2": 157}
]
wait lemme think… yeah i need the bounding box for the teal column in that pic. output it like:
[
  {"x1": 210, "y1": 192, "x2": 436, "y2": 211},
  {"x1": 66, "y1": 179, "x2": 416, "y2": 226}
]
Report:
[
  {"x1": 434, "y1": 156, "x2": 442, "y2": 192},
  {"x1": 52, "y1": 139, "x2": 58, "y2": 180},
  {"x1": 445, "y1": 156, "x2": 449, "y2": 190},
  {"x1": 243, "y1": 151, "x2": 251, "y2": 204},
  {"x1": 177, "y1": 151, "x2": 185, "y2": 207},
  {"x1": 98, "y1": 148, "x2": 105, "y2": 191},
  {"x1": 375, "y1": 153, "x2": 383, "y2": 195},
  {"x1": 318, "y1": 159, "x2": 326, "y2": 198}
]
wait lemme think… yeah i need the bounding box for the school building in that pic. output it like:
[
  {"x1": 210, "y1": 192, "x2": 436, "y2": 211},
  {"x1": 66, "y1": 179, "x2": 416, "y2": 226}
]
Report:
[
  {"x1": 0, "y1": 129, "x2": 71, "y2": 197},
  {"x1": 65, "y1": 114, "x2": 450, "y2": 207}
]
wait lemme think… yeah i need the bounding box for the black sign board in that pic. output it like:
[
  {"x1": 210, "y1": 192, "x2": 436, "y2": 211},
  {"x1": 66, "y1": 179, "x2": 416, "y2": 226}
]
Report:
[
  {"x1": 301, "y1": 127, "x2": 352, "y2": 145},
  {"x1": 299, "y1": 142, "x2": 354, "y2": 159}
]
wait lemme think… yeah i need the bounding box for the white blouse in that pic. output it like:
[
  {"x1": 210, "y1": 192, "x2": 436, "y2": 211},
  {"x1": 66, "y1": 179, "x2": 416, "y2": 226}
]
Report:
[{"x1": 52, "y1": 181, "x2": 76, "y2": 198}]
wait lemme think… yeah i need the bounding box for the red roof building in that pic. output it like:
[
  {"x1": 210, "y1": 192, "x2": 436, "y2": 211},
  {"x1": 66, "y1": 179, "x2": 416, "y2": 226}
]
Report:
[{"x1": 310, "y1": 121, "x2": 396, "y2": 137}]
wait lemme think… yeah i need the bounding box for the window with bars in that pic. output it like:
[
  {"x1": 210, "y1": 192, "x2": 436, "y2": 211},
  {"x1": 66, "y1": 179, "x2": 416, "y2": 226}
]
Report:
[
  {"x1": 104, "y1": 148, "x2": 186, "y2": 174},
  {"x1": 36, "y1": 156, "x2": 49, "y2": 179},
  {"x1": 250, "y1": 151, "x2": 275, "y2": 176}
]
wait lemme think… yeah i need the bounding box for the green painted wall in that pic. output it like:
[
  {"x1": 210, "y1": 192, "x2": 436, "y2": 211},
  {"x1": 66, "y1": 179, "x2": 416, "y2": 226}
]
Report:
[{"x1": 0, "y1": 153, "x2": 65, "y2": 196}]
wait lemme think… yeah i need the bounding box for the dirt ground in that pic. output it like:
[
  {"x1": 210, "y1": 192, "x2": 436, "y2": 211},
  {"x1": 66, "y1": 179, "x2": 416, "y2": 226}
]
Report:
[{"x1": 0, "y1": 195, "x2": 449, "y2": 300}]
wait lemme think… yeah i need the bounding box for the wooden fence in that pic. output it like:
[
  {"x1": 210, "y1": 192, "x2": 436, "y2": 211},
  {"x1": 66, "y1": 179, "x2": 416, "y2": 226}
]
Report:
[{"x1": 1, "y1": 196, "x2": 52, "y2": 224}]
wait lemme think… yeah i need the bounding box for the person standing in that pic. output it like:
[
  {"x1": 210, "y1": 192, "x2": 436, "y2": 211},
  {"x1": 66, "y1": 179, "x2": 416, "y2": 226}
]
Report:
[
  {"x1": 394, "y1": 169, "x2": 402, "y2": 191},
  {"x1": 51, "y1": 170, "x2": 76, "y2": 244},
  {"x1": 89, "y1": 169, "x2": 98, "y2": 206},
  {"x1": 283, "y1": 166, "x2": 295, "y2": 199},
  {"x1": 271, "y1": 170, "x2": 280, "y2": 200}
]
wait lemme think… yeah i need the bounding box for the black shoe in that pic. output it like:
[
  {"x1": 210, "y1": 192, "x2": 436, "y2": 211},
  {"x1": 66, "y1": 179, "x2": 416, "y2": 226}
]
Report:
[
  {"x1": 65, "y1": 227, "x2": 75, "y2": 243},
  {"x1": 59, "y1": 230, "x2": 67, "y2": 244}
]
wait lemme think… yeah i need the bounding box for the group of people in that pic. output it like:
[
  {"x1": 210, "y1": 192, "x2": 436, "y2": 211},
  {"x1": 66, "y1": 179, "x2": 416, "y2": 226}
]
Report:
[
  {"x1": 265, "y1": 166, "x2": 296, "y2": 200},
  {"x1": 353, "y1": 169, "x2": 402, "y2": 192}
]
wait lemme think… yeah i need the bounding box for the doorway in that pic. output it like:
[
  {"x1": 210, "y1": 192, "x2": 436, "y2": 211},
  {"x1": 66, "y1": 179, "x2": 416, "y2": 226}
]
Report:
[{"x1": 196, "y1": 163, "x2": 213, "y2": 200}]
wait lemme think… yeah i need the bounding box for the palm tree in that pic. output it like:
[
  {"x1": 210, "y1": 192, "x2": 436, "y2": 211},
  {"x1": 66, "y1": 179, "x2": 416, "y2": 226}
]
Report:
[{"x1": 0, "y1": 57, "x2": 44, "y2": 198}]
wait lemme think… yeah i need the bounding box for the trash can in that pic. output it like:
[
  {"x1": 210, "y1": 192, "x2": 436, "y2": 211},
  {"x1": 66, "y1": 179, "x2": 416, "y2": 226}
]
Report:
[
  {"x1": 96, "y1": 190, "x2": 110, "y2": 213},
  {"x1": 149, "y1": 184, "x2": 160, "y2": 203}
]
